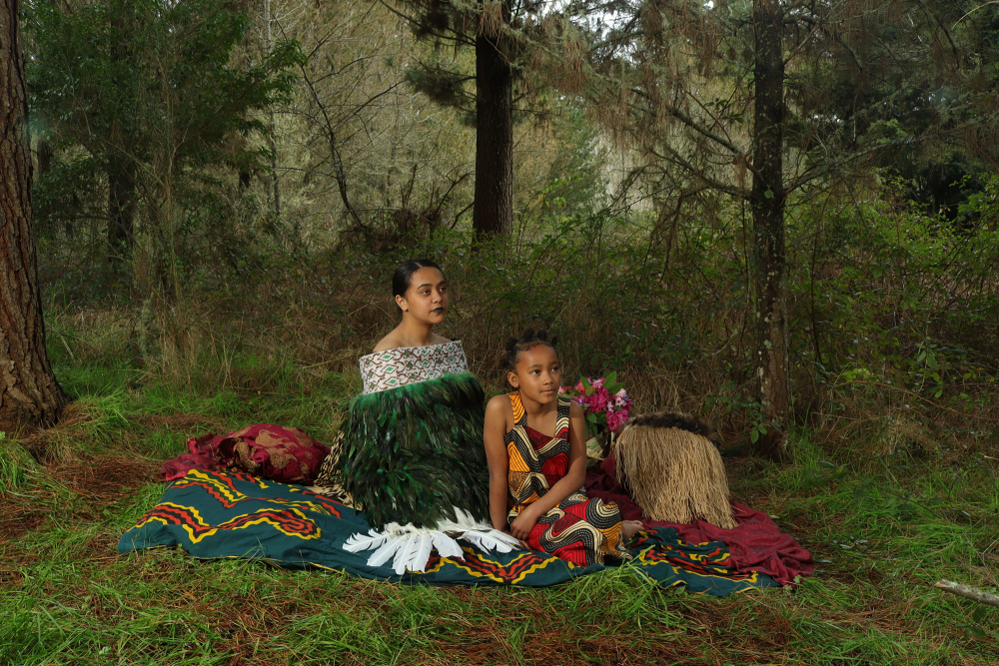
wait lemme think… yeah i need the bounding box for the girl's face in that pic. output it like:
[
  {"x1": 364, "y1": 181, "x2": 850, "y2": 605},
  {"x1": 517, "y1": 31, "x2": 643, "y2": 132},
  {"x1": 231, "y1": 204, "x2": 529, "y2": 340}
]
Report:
[
  {"x1": 508, "y1": 344, "x2": 561, "y2": 405},
  {"x1": 397, "y1": 267, "x2": 448, "y2": 324}
]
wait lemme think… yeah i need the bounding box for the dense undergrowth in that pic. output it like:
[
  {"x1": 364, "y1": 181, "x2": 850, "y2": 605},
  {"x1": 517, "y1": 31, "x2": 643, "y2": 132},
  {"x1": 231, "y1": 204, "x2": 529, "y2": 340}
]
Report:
[{"x1": 2, "y1": 181, "x2": 998, "y2": 664}]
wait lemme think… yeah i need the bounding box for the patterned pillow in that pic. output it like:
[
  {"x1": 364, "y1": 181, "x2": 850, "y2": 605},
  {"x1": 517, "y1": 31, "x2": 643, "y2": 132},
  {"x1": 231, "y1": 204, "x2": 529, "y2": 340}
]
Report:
[
  {"x1": 217, "y1": 424, "x2": 330, "y2": 485},
  {"x1": 309, "y1": 431, "x2": 353, "y2": 505}
]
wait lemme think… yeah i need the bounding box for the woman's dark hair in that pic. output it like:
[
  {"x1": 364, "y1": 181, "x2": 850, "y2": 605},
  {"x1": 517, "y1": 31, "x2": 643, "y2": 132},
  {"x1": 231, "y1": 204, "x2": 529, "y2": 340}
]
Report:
[
  {"x1": 392, "y1": 258, "x2": 444, "y2": 298},
  {"x1": 502, "y1": 328, "x2": 559, "y2": 371}
]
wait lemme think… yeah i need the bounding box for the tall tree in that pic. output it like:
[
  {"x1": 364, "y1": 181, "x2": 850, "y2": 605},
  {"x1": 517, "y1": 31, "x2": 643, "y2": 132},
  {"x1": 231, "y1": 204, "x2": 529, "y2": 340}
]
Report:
[
  {"x1": 394, "y1": 0, "x2": 531, "y2": 239},
  {"x1": 1, "y1": 0, "x2": 67, "y2": 430},
  {"x1": 472, "y1": 0, "x2": 514, "y2": 239},
  {"x1": 750, "y1": 0, "x2": 787, "y2": 458}
]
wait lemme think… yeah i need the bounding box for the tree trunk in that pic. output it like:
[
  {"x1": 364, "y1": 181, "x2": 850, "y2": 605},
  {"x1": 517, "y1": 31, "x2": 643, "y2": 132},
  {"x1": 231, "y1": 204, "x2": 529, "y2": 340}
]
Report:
[
  {"x1": 751, "y1": 0, "x2": 788, "y2": 458},
  {"x1": 0, "y1": 0, "x2": 68, "y2": 431},
  {"x1": 472, "y1": 7, "x2": 513, "y2": 240},
  {"x1": 107, "y1": 11, "x2": 135, "y2": 264},
  {"x1": 107, "y1": 161, "x2": 136, "y2": 260}
]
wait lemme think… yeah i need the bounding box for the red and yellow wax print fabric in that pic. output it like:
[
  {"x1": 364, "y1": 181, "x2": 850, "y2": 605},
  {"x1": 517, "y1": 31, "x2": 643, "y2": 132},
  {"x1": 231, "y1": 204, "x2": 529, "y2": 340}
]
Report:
[
  {"x1": 119, "y1": 468, "x2": 778, "y2": 595},
  {"x1": 505, "y1": 393, "x2": 628, "y2": 566}
]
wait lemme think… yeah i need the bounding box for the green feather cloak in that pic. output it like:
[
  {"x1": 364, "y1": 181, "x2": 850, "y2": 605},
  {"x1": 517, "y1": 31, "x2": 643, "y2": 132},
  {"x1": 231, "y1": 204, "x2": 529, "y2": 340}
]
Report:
[{"x1": 339, "y1": 372, "x2": 490, "y2": 529}]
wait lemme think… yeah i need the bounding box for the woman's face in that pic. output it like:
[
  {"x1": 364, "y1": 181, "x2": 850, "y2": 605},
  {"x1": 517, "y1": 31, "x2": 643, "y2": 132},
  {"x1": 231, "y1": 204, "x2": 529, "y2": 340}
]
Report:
[{"x1": 397, "y1": 267, "x2": 448, "y2": 324}]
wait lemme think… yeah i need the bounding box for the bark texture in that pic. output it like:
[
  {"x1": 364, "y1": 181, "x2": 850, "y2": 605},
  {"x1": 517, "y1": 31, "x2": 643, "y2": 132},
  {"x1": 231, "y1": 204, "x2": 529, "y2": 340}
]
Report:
[
  {"x1": 472, "y1": 10, "x2": 514, "y2": 240},
  {"x1": 0, "y1": 0, "x2": 68, "y2": 430},
  {"x1": 935, "y1": 580, "x2": 999, "y2": 609},
  {"x1": 751, "y1": 0, "x2": 789, "y2": 457}
]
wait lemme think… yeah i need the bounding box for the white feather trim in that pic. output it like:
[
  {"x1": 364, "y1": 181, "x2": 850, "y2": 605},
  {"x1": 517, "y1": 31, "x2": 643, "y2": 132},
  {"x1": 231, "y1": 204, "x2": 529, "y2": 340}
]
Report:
[
  {"x1": 345, "y1": 506, "x2": 523, "y2": 574},
  {"x1": 343, "y1": 529, "x2": 390, "y2": 553},
  {"x1": 431, "y1": 530, "x2": 464, "y2": 560},
  {"x1": 366, "y1": 536, "x2": 401, "y2": 568},
  {"x1": 462, "y1": 528, "x2": 519, "y2": 553}
]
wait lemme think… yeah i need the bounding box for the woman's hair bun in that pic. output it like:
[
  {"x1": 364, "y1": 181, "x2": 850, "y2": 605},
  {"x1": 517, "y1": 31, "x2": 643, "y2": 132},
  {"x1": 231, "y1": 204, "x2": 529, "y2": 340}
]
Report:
[{"x1": 504, "y1": 337, "x2": 518, "y2": 353}]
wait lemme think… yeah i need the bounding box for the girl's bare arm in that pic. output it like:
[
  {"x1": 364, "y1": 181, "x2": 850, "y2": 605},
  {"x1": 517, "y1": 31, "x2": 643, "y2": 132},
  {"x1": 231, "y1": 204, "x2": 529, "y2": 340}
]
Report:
[{"x1": 483, "y1": 396, "x2": 513, "y2": 532}]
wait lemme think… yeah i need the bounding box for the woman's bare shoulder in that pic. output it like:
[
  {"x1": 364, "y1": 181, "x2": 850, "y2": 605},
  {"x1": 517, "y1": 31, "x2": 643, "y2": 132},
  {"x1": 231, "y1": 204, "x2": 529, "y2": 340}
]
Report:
[
  {"x1": 371, "y1": 330, "x2": 451, "y2": 352},
  {"x1": 372, "y1": 333, "x2": 400, "y2": 352}
]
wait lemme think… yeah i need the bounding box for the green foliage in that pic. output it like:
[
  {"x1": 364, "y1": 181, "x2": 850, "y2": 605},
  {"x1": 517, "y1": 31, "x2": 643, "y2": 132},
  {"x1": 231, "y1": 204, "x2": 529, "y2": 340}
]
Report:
[
  {"x1": 26, "y1": 0, "x2": 303, "y2": 280},
  {"x1": 786, "y1": 179, "x2": 999, "y2": 426},
  {"x1": 0, "y1": 433, "x2": 38, "y2": 492}
]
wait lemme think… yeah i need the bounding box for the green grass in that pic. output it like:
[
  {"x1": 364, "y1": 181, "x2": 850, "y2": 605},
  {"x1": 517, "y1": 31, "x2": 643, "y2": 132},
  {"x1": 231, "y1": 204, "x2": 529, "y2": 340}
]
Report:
[{"x1": 2, "y1": 347, "x2": 998, "y2": 665}]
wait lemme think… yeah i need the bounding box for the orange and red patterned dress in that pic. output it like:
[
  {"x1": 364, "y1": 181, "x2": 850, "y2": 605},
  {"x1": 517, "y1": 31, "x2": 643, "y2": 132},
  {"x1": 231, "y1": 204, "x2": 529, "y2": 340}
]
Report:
[{"x1": 506, "y1": 393, "x2": 628, "y2": 566}]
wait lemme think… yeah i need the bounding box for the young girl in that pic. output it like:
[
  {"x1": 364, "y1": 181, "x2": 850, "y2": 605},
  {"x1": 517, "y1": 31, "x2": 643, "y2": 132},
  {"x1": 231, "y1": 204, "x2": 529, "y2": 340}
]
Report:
[{"x1": 483, "y1": 329, "x2": 643, "y2": 566}]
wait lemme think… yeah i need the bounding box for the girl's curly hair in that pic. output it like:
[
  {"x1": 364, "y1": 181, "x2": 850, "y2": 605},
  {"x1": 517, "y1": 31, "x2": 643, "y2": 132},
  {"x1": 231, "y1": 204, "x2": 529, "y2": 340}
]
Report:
[{"x1": 500, "y1": 328, "x2": 559, "y2": 371}]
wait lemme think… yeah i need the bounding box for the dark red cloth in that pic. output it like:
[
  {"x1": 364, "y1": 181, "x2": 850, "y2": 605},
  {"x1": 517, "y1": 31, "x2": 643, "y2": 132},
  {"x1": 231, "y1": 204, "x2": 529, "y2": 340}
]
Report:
[
  {"x1": 217, "y1": 424, "x2": 330, "y2": 484},
  {"x1": 161, "y1": 433, "x2": 225, "y2": 481},
  {"x1": 161, "y1": 425, "x2": 330, "y2": 485},
  {"x1": 584, "y1": 455, "x2": 814, "y2": 585}
]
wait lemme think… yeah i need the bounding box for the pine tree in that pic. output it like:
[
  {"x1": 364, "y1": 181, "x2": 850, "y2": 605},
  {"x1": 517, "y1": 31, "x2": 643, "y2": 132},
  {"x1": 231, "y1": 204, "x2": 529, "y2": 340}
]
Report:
[
  {"x1": 26, "y1": 0, "x2": 302, "y2": 282},
  {"x1": 1, "y1": 0, "x2": 68, "y2": 430},
  {"x1": 393, "y1": 0, "x2": 532, "y2": 239}
]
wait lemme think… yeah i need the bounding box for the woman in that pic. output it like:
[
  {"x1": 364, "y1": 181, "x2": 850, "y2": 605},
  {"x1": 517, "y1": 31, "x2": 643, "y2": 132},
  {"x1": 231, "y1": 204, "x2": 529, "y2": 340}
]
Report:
[{"x1": 340, "y1": 259, "x2": 517, "y2": 572}]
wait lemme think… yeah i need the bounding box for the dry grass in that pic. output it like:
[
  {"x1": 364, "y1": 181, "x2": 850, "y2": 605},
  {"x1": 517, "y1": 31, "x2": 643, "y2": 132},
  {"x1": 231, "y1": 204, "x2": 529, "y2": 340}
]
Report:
[{"x1": 616, "y1": 421, "x2": 736, "y2": 528}]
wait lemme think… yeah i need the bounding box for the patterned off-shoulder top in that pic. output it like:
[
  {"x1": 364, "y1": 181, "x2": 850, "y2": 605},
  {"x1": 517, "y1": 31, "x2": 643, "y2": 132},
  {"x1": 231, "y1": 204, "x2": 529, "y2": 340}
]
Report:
[{"x1": 358, "y1": 340, "x2": 469, "y2": 395}]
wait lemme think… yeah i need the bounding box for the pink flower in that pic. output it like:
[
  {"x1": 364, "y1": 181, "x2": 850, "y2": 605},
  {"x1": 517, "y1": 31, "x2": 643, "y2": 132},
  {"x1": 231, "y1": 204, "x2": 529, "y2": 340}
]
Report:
[
  {"x1": 561, "y1": 375, "x2": 632, "y2": 435},
  {"x1": 606, "y1": 410, "x2": 628, "y2": 432},
  {"x1": 588, "y1": 391, "x2": 609, "y2": 413}
]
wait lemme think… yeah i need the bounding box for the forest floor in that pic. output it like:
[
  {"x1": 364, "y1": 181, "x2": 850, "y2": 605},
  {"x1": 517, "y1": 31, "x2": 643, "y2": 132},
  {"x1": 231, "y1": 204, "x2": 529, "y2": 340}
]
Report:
[{"x1": 2, "y1": 353, "x2": 998, "y2": 665}]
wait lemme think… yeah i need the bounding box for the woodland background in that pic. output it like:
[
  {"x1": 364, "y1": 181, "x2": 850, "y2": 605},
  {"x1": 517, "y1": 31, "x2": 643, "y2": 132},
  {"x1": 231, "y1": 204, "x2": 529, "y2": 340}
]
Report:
[{"x1": 2, "y1": 0, "x2": 999, "y2": 664}]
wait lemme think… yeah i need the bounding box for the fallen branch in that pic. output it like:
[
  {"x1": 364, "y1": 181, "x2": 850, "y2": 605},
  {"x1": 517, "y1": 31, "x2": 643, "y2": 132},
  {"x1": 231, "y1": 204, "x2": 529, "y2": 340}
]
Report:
[{"x1": 935, "y1": 580, "x2": 999, "y2": 608}]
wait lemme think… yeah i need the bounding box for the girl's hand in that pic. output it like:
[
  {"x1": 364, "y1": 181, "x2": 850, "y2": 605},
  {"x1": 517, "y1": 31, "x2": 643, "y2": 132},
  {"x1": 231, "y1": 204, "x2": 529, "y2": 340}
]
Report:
[
  {"x1": 510, "y1": 506, "x2": 540, "y2": 541},
  {"x1": 500, "y1": 527, "x2": 531, "y2": 550}
]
